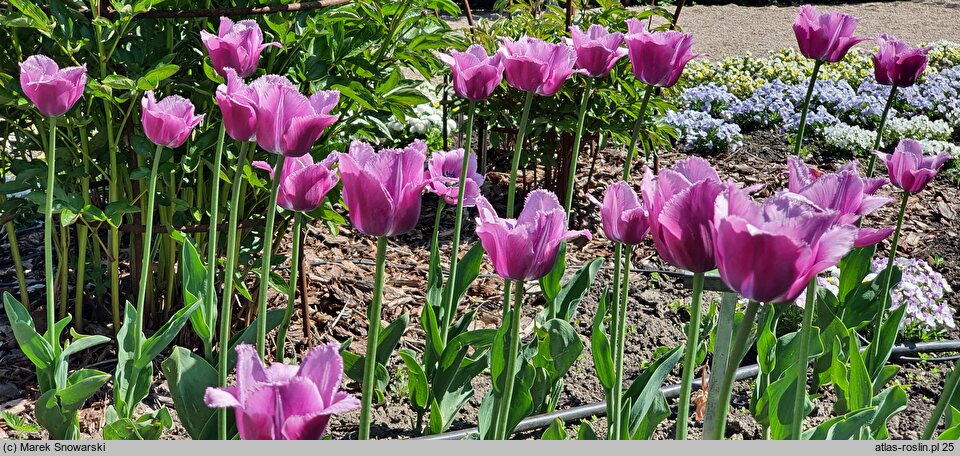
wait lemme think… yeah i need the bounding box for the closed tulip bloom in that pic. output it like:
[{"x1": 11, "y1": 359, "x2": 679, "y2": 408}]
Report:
[
  {"x1": 786, "y1": 156, "x2": 894, "y2": 247},
  {"x1": 205, "y1": 344, "x2": 359, "y2": 440},
  {"x1": 249, "y1": 75, "x2": 339, "y2": 157},
  {"x1": 475, "y1": 190, "x2": 590, "y2": 281},
  {"x1": 793, "y1": 5, "x2": 868, "y2": 63},
  {"x1": 714, "y1": 185, "x2": 856, "y2": 304},
  {"x1": 439, "y1": 45, "x2": 504, "y2": 101},
  {"x1": 339, "y1": 140, "x2": 429, "y2": 237},
  {"x1": 201, "y1": 17, "x2": 280, "y2": 78},
  {"x1": 427, "y1": 149, "x2": 485, "y2": 207},
  {"x1": 589, "y1": 181, "x2": 649, "y2": 245},
  {"x1": 874, "y1": 139, "x2": 951, "y2": 194},
  {"x1": 253, "y1": 154, "x2": 339, "y2": 213},
  {"x1": 215, "y1": 68, "x2": 258, "y2": 142},
  {"x1": 641, "y1": 157, "x2": 723, "y2": 273},
  {"x1": 624, "y1": 19, "x2": 700, "y2": 88},
  {"x1": 569, "y1": 24, "x2": 627, "y2": 78},
  {"x1": 873, "y1": 34, "x2": 929, "y2": 88},
  {"x1": 19, "y1": 55, "x2": 86, "y2": 118},
  {"x1": 499, "y1": 36, "x2": 579, "y2": 96},
  {"x1": 140, "y1": 91, "x2": 204, "y2": 148}
]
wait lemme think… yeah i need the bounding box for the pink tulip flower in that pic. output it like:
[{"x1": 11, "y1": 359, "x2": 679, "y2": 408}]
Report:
[
  {"x1": 205, "y1": 344, "x2": 359, "y2": 440},
  {"x1": 714, "y1": 185, "x2": 857, "y2": 304},
  {"x1": 339, "y1": 140, "x2": 429, "y2": 237},
  {"x1": 427, "y1": 149, "x2": 485, "y2": 207},
  {"x1": 140, "y1": 91, "x2": 204, "y2": 149},
  {"x1": 499, "y1": 36, "x2": 579, "y2": 96},
  {"x1": 253, "y1": 153, "x2": 339, "y2": 213},
  {"x1": 475, "y1": 190, "x2": 590, "y2": 281},
  {"x1": 201, "y1": 17, "x2": 280, "y2": 78},
  {"x1": 569, "y1": 24, "x2": 627, "y2": 78},
  {"x1": 873, "y1": 34, "x2": 930, "y2": 88},
  {"x1": 874, "y1": 139, "x2": 952, "y2": 194},
  {"x1": 215, "y1": 68, "x2": 258, "y2": 142},
  {"x1": 19, "y1": 55, "x2": 86, "y2": 118},
  {"x1": 786, "y1": 157, "x2": 894, "y2": 247},
  {"x1": 439, "y1": 45, "x2": 504, "y2": 101},
  {"x1": 624, "y1": 19, "x2": 701, "y2": 88},
  {"x1": 641, "y1": 157, "x2": 723, "y2": 273},
  {"x1": 249, "y1": 75, "x2": 339, "y2": 157},
  {"x1": 792, "y1": 5, "x2": 868, "y2": 63},
  {"x1": 588, "y1": 181, "x2": 649, "y2": 245}
]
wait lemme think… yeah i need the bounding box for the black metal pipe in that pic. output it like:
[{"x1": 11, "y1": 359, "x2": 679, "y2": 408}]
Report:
[{"x1": 414, "y1": 340, "x2": 960, "y2": 440}]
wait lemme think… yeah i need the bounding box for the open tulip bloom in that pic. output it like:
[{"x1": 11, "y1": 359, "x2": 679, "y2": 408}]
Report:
[
  {"x1": 427, "y1": 149, "x2": 484, "y2": 208},
  {"x1": 205, "y1": 344, "x2": 359, "y2": 440},
  {"x1": 201, "y1": 17, "x2": 280, "y2": 78},
  {"x1": 253, "y1": 154, "x2": 339, "y2": 213}
]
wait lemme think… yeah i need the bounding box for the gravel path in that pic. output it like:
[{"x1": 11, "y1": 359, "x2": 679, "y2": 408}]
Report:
[{"x1": 450, "y1": 1, "x2": 960, "y2": 57}]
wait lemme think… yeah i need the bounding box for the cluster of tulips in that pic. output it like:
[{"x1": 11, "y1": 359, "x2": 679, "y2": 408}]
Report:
[{"x1": 6, "y1": 2, "x2": 956, "y2": 441}]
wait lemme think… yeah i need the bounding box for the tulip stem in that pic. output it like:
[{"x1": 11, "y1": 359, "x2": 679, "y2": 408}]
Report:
[
  {"x1": 218, "y1": 140, "x2": 251, "y2": 440},
  {"x1": 359, "y1": 235, "x2": 389, "y2": 440},
  {"x1": 255, "y1": 155, "x2": 286, "y2": 359},
  {"x1": 704, "y1": 299, "x2": 760, "y2": 440},
  {"x1": 606, "y1": 242, "x2": 624, "y2": 439},
  {"x1": 563, "y1": 78, "x2": 593, "y2": 219},
  {"x1": 506, "y1": 91, "x2": 535, "y2": 219},
  {"x1": 204, "y1": 123, "x2": 227, "y2": 355},
  {"x1": 622, "y1": 85, "x2": 654, "y2": 179},
  {"x1": 791, "y1": 279, "x2": 817, "y2": 439},
  {"x1": 43, "y1": 118, "x2": 58, "y2": 349},
  {"x1": 703, "y1": 292, "x2": 738, "y2": 439},
  {"x1": 441, "y1": 101, "x2": 477, "y2": 342},
  {"x1": 793, "y1": 60, "x2": 823, "y2": 157},
  {"x1": 866, "y1": 85, "x2": 898, "y2": 177},
  {"x1": 870, "y1": 191, "x2": 909, "y2": 367},
  {"x1": 494, "y1": 280, "x2": 525, "y2": 440},
  {"x1": 276, "y1": 213, "x2": 304, "y2": 361},
  {"x1": 923, "y1": 358, "x2": 960, "y2": 439},
  {"x1": 428, "y1": 200, "x2": 446, "y2": 289},
  {"x1": 610, "y1": 243, "x2": 633, "y2": 439},
  {"x1": 133, "y1": 144, "x2": 165, "y2": 360},
  {"x1": 675, "y1": 271, "x2": 705, "y2": 440}
]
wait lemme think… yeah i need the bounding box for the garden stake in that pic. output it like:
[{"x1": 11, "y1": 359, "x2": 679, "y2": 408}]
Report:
[
  {"x1": 923, "y1": 360, "x2": 960, "y2": 439},
  {"x1": 705, "y1": 299, "x2": 760, "y2": 440},
  {"x1": 675, "y1": 271, "x2": 705, "y2": 439},
  {"x1": 276, "y1": 212, "x2": 304, "y2": 361},
  {"x1": 793, "y1": 60, "x2": 823, "y2": 157},
  {"x1": 218, "y1": 140, "x2": 251, "y2": 440},
  {"x1": 255, "y1": 155, "x2": 287, "y2": 359},
  {"x1": 43, "y1": 118, "x2": 58, "y2": 348},
  {"x1": 703, "y1": 292, "x2": 737, "y2": 439},
  {"x1": 866, "y1": 85, "x2": 898, "y2": 177},
  {"x1": 563, "y1": 78, "x2": 594, "y2": 219},
  {"x1": 440, "y1": 101, "x2": 477, "y2": 341},
  {"x1": 359, "y1": 235, "x2": 389, "y2": 440},
  {"x1": 791, "y1": 279, "x2": 818, "y2": 439},
  {"x1": 870, "y1": 191, "x2": 909, "y2": 366},
  {"x1": 204, "y1": 123, "x2": 228, "y2": 346}
]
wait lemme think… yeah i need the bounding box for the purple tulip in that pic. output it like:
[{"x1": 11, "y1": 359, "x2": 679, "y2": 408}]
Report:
[
  {"x1": 588, "y1": 181, "x2": 649, "y2": 245},
  {"x1": 19, "y1": 55, "x2": 86, "y2": 118},
  {"x1": 426, "y1": 149, "x2": 485, "y2": 207},
  {"x1": 624, "y1": 19, "x2": 701, "y2": 88},
  {"x1": 215, "y1": 68, "x2": 258, "y2": 142},
  {"x1": 714, "y1": 185, "x2": 856, "y2": 304},
  {"x1": 874, "y1": 139, "x2": 951, "y2": 194},
  {"x1": 439, "y1": 45, "x2": 504, "y2": 101},
  {"x1": 786, "y1": 157, "x2": 894, "y2": 247},
  {"x1": 253, "y1": 154, "x2": 339, "y2": 213},
  {"x1": 792, "y1": 5, "x2": 868, "y2": 63},
  {"x1": 499, "y1": 36, "x2": 579, "y2": 96},
  {"x1": 205, "y1": 344, "x2": 359, "y2": 440},
  {"x1": 641, "y1": 157, "x2": 723, "y2": 273},
  {"x1": 200, "y1": 17, "x2": 280, "y2": 78},
  {"x1": 248, "y1": 75, "x2": 339, "y2": 157},
  {"x1": 140, "y1": 91, "x2": 204, "y2": 149},
  {"x1": 475, "y1": 190, "x2": 590, "y2": 281},
  {"x1": 873, "y1": 34, "x2": 930, "y2": 88},
  {"x1": 339, "y1": 140, "x2": 429, "y2": 237},
  {"x1": 569, "y1": 24, "x2": 627, "y2": 78}
]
